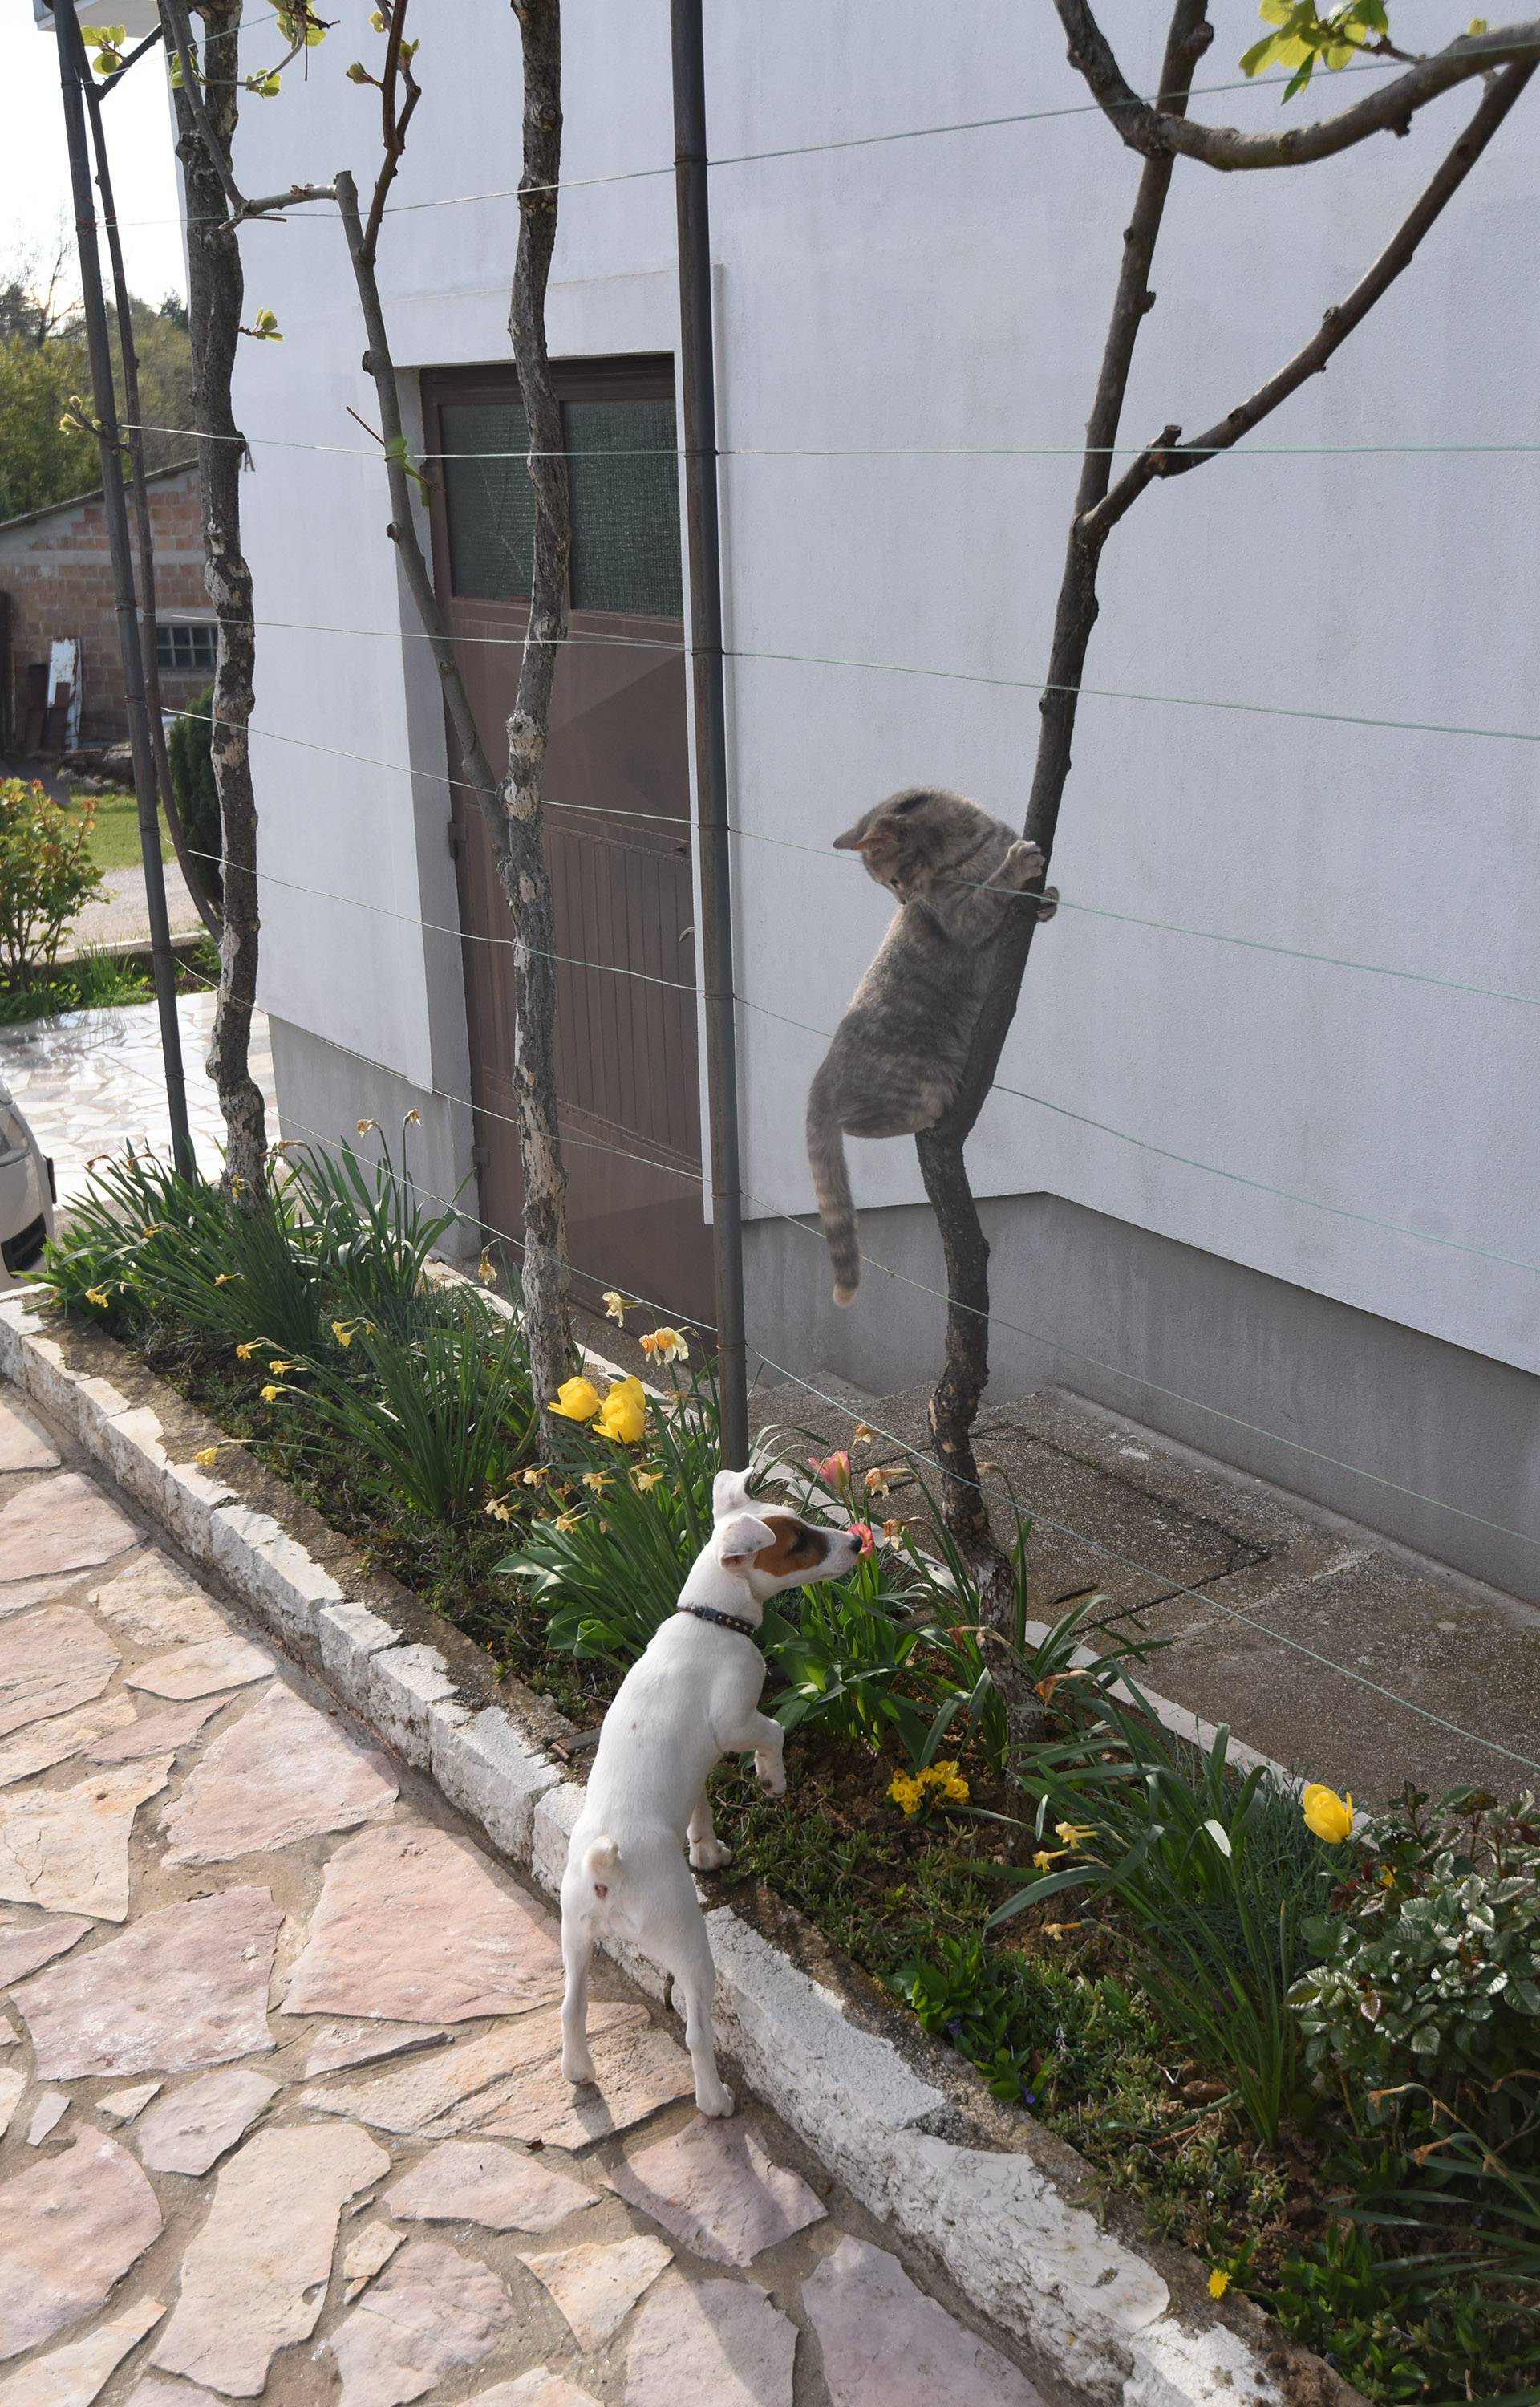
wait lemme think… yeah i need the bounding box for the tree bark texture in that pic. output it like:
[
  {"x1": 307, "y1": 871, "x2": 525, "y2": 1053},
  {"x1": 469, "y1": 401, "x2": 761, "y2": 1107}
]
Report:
[
  {"x1": 162, "y1": 0, "x2": 267, "y2": 1193},
  {"x1": 505, "y1": 0, "x2": 575, "y2": 1420}
]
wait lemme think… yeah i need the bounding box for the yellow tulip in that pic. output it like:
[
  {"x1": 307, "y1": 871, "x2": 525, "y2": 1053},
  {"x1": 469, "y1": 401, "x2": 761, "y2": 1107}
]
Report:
[
  {"x1": 549, "y1": 1376, "x2": 601, "y2": 1422},
  {"x1": 595, "y1": 1377, "x2": 646, "y2": 1445},
  {"x1": 1302, "y1": 1782, "x2": 1354, "y2": 1844}
]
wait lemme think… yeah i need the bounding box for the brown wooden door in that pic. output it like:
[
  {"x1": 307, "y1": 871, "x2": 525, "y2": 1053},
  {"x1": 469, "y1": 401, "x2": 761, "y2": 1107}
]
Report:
[{"x1": 424, "y1": 358, "x2": 711, "y2": 1330}]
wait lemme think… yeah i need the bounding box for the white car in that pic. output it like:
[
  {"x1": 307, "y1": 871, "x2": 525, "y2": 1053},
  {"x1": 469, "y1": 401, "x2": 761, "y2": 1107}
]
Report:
[{"x1": 0, "y1": 1078, "x2": 55, "y2": 1282}]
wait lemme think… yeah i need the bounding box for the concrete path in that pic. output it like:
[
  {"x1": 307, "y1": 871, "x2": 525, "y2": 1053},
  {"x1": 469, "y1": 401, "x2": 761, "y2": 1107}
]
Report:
[
  {"x1": 753, "y1": 1373, "x2": 1540, "y2": 1805},
  {"x1": 0, "y1": 1389, "x2": 1056, "y2": 2406},
  {"x1": 0, "y1": 992, "x2": 276, "y2": 1209},
  {"x1": 71, "y1": 863, "x2": 205, "y2": 952}
]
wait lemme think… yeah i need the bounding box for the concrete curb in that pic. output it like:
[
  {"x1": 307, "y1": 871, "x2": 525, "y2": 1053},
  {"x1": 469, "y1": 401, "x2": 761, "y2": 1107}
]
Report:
[{"x1": 0, "y1": 1291, "x2": 1358, "y2": 2407}]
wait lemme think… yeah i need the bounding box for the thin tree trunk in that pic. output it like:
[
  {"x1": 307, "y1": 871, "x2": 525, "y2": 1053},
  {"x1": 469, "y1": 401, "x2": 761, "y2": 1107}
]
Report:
[
  {"x1": 505, "y1": 0, "x2": 574, "y2": 1419},
  {"x1": 79, "y1": 39, "x2": 221, "y2": 941},
  {"x1": 922, "y1": 0, "x2": 1214, "y2": 1574},
  {"x1": 162, "y1": 0, "x2": 267, "y2": 1193}
]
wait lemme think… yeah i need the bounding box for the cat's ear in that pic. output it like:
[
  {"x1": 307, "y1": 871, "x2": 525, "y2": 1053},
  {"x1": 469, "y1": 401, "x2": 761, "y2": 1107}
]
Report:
[{"x1": 833, "y1": 810, "x2": 875, "y2": 852}]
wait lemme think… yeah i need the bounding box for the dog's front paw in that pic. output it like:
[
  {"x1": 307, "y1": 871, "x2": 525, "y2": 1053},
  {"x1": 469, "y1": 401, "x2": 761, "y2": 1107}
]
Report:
[
  {"x1": 755, "y1": 1751, "x2": 786, "y2": 1798},
  {"x1": 689, "y1": 1837, "x2": 733, "y2": 1871},
  {"x1": 561, "y1": 2048, "x2": 598, "y2": 2088},
  {"x1": 696, "y1": 2079, "x2": 736, "y2": 2118}
]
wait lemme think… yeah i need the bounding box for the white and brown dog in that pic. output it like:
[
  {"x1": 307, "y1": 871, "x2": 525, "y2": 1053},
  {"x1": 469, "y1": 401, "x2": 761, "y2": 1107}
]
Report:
[{"x1": 560, "y1": 1467, "x2": 861, "y2": 2117}]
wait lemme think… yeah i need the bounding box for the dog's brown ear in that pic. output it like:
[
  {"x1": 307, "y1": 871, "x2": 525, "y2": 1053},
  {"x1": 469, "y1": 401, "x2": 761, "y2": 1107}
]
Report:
[{"x1": 716, "y1": 1512, "x2": 775, "y2": 1566}]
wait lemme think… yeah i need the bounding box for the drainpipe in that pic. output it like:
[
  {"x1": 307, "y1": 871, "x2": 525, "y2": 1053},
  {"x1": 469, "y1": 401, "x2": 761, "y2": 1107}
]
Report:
[
  {"x1": 51, "y1": 0, "x2": 195, "y2": 1180},
  {"x1": 671, "y1": 0, "x2": 748, "y2": 1467}
]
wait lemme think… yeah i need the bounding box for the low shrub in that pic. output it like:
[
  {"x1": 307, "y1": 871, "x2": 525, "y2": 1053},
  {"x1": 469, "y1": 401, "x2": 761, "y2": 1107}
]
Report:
[{"x1": 0, "y1": 775, "x2": 105, "y2": 986}]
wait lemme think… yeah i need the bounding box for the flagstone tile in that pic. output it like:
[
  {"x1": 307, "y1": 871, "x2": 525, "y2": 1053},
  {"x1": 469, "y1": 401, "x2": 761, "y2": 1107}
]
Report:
[
  {"x1": 386, "y1": 2139, "x2": 597, "y2": 2234},
  {"x1": 624, "y1": 2275, "x2": 796, "y2": 2407},
  {"x1": 326, "y1": 2238, "x2": 513, "y2": 2407},
  {"x1": 84, "y1": 1695, "x2": 224, "y2": 1766},
  {"x1": 0, "y1": 1694, "x2": 136, "y2": 1788},
  {"x1": 342, "y1": 2220, "x2": 404, "y2": 2303},
  {"x1": 302, "y1": 1999, "x2": 695, "y2": 2148},
  {"x1": 26, "y1": 2088, "x2": 70, "y2": 2145},
  {"x1": 803, "y1": 2234, "x2": 1047, "y2": 2407},
  {"x1": 0, "y1": 2127, "x2": 163, "y2": 2360},
  {"x1": 124, "y1": 1634, "x2": 274, "y2": 1701},
  {"x1": 0, "y1": 1756, "x2": 171, "y2": 1921},
  {"x1": 0, "y1": 1475, "x2": 137, "y2": 1589},
  {"x1": 99, "y1": 2080, "x2": 161, "y2": 2124},
  {"x1": 13, "y1": 1885, "x2": 282, "y2": 2080},
  {"x1": 0, "y1": 1396, "x2": 59, "y2": 1473},
  {"x1": 281, "y1": 1822, "x2": 564, "y2": 2024},
  {"x1": 517, "y1": 2234, "x2": 672, "y2": 2350},
  {"x1": 304, "y1": 2019, "x2": 453, "y2": 2077},
  {"x1": 151, "y1": 2122, "x2": 388, "y2": 2397},
  {"x1": 0, "y1": 2067, "x2": 22, "y2": 2137},
  {"x1": 124, "y1": 2382, "x2": 223, "y2": 2407},
  {"x1": 0, "y1": 1910, "x2": 90, "y2": 1986},
  {"x1": 602, "y1": 2117, "x2": 825, "y2": 2267},
  {"x1": 0, "y1": 1607, "x2": 120, "y2": 1740},
  {"x1": 161, "y1": 1680, "x2": 396, "y2": 1865},
  {"x1": 0, "y1": 2295, "x2": 164, "y2": 2407},
  {"x1": 88, "y1": 1551, "x2": 227, "y2": 1649},
  {"x1": 133, "y1": 2067, "x2": 279, "y2": 2174},
  {"x1": 468, "y1": 2376, "x2": 602, "y2": 2407}
]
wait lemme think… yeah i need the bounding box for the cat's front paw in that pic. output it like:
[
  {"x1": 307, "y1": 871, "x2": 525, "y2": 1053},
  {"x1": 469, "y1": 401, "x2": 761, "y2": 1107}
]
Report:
[{"x1": 1003, "y1": 839, "x2": 1045, "y2": 887}]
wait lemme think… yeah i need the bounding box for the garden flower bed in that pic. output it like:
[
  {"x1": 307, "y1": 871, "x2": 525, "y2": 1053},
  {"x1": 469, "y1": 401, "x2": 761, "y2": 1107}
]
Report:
[{"x1": 38, "y1": 1140, "x2": 1540, "y2": 2407}]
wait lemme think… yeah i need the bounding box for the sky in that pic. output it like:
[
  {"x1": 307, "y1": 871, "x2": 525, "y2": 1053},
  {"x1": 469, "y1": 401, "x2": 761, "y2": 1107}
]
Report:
[{"x1": 0, "y1": 6, "x2": 188, "y2": 311}]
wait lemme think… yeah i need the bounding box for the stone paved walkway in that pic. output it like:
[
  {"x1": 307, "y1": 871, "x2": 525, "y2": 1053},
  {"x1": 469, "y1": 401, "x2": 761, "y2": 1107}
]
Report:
[
  {"x1": 0, "y1": 992, "x2": 277, "y2": 1212},
  {"x1": 0, "y1": 1386, "x2": 1056, "y2": 2407}
]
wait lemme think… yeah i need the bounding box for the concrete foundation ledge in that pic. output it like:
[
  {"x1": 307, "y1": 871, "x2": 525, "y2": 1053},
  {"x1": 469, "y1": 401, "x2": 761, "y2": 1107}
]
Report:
[{"x1": 0, "y1": 1289, "x2": 1363, "y2": 2407}]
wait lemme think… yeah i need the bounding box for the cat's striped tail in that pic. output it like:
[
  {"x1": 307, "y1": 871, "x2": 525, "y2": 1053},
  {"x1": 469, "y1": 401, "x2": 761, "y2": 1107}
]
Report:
[{"x1": 807, "y1": 1067, "x2": 860, "y2": 1305}]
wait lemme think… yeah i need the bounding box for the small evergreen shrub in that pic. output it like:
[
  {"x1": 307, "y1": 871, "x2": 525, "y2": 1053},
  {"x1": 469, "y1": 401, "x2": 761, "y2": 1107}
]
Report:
[{"x1": 167, "y1": 684, "x2": 222, "y2": 908}]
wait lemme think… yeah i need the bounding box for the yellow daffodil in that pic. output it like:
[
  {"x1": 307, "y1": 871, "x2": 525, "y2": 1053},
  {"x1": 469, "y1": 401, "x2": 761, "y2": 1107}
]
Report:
[
  {"x1": 1055, "y1": 1820, "x2": 1096, "y2": 1848},
  {"x1": 213, "y1": 1272, "x2": 237, "y2": 1285},
  {"x1": 356, "y1": 1118, "x2": 376, "y2": 1136},
  {"x1": 520, "y1": 1466, "x2": 547, "y2": 1487},
  {"x1": 194, "y1": 1445, "x2": 219, "y2": 1468},
  {"x1": 476, "y1": 1251, "x2": 497, "y2": 1286},
  {"x1": 639, "y1": 1325, "x2": 689, "y2": 1365},
  {"x1": 549, "y1": 1376, "x2": 602, "y2": 1422},
  {"x1": 1207, "y1": 2269, "x2": 1230, "y2": 2300},
  {"x1": 1043, "y1": 1921, "x2": 1084, "y2": 1938},
  {"x1": 84, "y1": 1285, "x2": 110, "y2": 1309},
  {"x1": 330, "y1": 1320, "x2": 356, "y2": 1348},
  {"x1": 235, "y1": 1340, "x2": 262, "y2": 1360},
  {"x1": 634, "y1": 1468, "x2": 664, "y2": 1493},
  {"x1": 864, "y1": 1465, "x2": 895, "y2": 1496},
  {"x1": 403, "y1": 1108, "x2": 421, "y2": 1126},
  {"x1": 483, "y1": 1496, "x2": 513, "y2": 1524},
  {"x1": 1302, "y1": 1782, "x2": 1354, "y2": 1844},
  {"x1": 594, "y1": 1376, "x2": 646, "y2": 1445},
  {"x1": 1032, "y1": 1847, "x2": 1066, "y2": 1873},
  {"x1": 268, "y1": 1359, "x2": 298, "y2": 1375},
  {"x1": 554, "y1": 1510, "x2": 580, "y2": 1533},
  {"x1": 581, "y1": 1470, "x2": 612, "y2": 1495},
  {"x1": 602, "y1": 1290, "x2": 629, "y2": 1325},
  {"x1": 882, "y1": 1517, "x2": 905, "y2": 1544},
  {"x1": 141, "y1": 1222, "x2": 166, "y2": 1238},
  {"x1": 260, "y1": 1383, "x2": 283, "y2": 1403},
  {"x1": 852, "y1": 1423, "x2": 874, "y2": 1446}
]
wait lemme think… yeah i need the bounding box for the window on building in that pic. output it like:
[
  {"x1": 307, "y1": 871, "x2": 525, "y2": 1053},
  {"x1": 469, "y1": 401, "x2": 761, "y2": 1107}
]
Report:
[
  {"x1": 156, "y1": 621, "x2": 217, "y2": 674},
  {"x1": 438, "y1": 368, "x2": 682, "y2": 618}
]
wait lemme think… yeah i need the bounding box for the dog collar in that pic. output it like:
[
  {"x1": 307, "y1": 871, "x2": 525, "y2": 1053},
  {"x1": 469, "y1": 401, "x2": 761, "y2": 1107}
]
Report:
[{"x1": 677, "y1": 1603, "x2": 760, "y2": 1643}]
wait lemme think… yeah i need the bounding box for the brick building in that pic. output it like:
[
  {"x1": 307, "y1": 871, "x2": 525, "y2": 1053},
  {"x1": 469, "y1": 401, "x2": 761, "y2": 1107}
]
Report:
[{"x1": 0, "y1": 459, "x2": 210, "y2": 752}]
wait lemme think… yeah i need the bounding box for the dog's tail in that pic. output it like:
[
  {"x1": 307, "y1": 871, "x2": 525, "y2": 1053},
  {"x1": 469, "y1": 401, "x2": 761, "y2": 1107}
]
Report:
[
  {"x1": 581, "y1": 1836, "x2": 620, "y2": 1895},
  {"x1": 807, "y1": 1065, "x2": 860, "y2": 1306}
]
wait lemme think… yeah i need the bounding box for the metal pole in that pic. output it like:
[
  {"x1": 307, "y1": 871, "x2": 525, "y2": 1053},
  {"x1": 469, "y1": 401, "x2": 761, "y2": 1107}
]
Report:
[
  {"x1": 671, "y1": 0, "x2": 748, "y2": 1466},
  {"x1": 52, "y1": 0, "x2": 195, "y2": 1179}
]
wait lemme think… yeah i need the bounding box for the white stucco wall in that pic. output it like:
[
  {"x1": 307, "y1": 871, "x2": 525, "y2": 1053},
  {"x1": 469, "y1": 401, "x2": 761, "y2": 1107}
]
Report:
[{"x1": 228, "y1": 1, "x2": 1540, "y2": 1379}]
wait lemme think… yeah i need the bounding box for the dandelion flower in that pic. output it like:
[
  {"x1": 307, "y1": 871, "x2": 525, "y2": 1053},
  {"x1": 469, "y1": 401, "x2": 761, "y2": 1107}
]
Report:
[
  {"x1": 194, "y1": 1445, "x2": 219, "y2": 1468},
  {"x1": 1301, "y1": 1782, "x2": 1354, "y2": 1844},
  {"x1": 549, "y1": 1376, "x2": 602, "y2": 1422},
  {"x1": 1207, "y1": 2269, "x2": 1230, "y2": 2300}
]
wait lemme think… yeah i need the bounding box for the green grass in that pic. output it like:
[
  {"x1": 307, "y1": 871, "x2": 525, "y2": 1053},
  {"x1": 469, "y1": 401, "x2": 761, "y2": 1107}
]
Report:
[{"x1": 67, "y1": 788, "x2": 172, "y2": 874}]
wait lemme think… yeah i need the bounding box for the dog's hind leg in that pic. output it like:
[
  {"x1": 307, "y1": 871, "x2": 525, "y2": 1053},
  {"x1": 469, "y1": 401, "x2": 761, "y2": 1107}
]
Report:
[
  {"x1": 657, "y1": 1871, "x2": 733, "y2": 2117},
  {"x1": 687, "y1": 1788, "x2": 732, "y2": 1873},
  {"x1": 560, "y1": 1909, "x2": 597, "y2": 2087}
]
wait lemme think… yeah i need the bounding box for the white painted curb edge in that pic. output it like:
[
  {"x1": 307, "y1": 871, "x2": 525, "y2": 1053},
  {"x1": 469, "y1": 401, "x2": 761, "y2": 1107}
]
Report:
[{"x1": 0, "y1": 1292, "x2": 1307, "y2": 2407}]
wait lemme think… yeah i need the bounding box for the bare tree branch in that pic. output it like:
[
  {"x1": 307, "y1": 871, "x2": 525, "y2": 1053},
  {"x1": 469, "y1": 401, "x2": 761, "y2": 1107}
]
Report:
[
  {"x1": 1083, "y1": 58, "x2": 1538, "y2": 539},
  {"x1": 160, "y1": 0, "x2": 245, "y2": 217},
  {"x1": 1053, "y1": 0, "x2": 1540, "y2": 169},
  {"x1": 360, "y1": 1, "x2": 421, "y2": 260}
]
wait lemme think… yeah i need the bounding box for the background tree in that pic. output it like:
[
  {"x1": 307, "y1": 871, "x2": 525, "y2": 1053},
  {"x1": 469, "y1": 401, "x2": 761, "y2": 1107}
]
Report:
[{"x1": 918, "y1": 2, "x2": 1540, "y2": 1636}]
